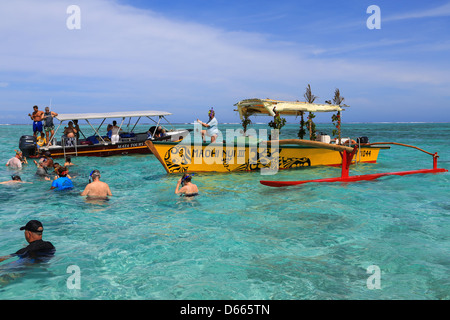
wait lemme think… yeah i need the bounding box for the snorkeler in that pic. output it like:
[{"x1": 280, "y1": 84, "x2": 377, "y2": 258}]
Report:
[
  {"x1": 80, "y1": 169, "x2": 112, "y2": 198},
  {"x1": 50, "y1": 166, "x2": 73, "y2": 191},
  {"x1": 175, "y1": 173, "x2": 199, "y2": 197},
  {"x1": 0, "y1": 175, "x2": 32, "y2": 184}
]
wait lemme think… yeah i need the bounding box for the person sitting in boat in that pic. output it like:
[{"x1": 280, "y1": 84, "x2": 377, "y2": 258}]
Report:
[
  {"x1": 175, "y1": 173, "x2": 199, "y2": 197},
  {"x1": 152, "y1": 126, "x2": 167, "y2": 139},
  {"x1": 107, "y1": 124, "x2": 113, "y2": 139},
  {"x1": 159, "y1": 127, "x2": 167, "y2": 138},
  {"x1": 36, "y1": 132, "x2": 47, "y2": 149},
  {"x1": 197, "y1": 108, "x2": 219, "y2": 143},
  {"x1": 63, "y1": 121, "x2": 77, "y2": 146}
]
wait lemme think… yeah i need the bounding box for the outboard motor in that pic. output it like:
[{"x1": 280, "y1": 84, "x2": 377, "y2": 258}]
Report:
[
  {"x1": 356, "y1": 136, "x2": 369, "y2": 144},
  {"x1": 19, "y1": 135, "x2": 37, "y2": 157}
]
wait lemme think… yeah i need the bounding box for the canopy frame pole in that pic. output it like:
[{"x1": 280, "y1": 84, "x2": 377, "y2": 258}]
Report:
[
  {"x1": 46, "y1": 121, "x2": 63, "y2": 147},
  {"x1": 96, "y1": 118, "x2": 106, "y2": 135},
  {"x1": 130, "y1": 116, "x2": 141, "y2": 133},
  {"x1": 161, "y1": 115, "x2": 176, "y2": 131}
]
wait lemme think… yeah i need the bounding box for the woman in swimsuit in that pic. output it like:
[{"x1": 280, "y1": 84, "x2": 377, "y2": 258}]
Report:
[{"x1": 175, "y1": 173, "x2": 199, "y2": 197}]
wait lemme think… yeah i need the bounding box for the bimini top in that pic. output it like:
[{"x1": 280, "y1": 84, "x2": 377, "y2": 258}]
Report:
[
  {"x1": 235, "y1": 98, "x2": 343, "y2": 119},
  {"x1": 55, "y1": 110, "x2": 172, "y2": 121}
]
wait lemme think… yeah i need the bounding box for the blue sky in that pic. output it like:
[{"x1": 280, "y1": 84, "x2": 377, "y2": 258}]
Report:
[{"x1": 0, "y1": 0, "x2": 449, "y2": 124}]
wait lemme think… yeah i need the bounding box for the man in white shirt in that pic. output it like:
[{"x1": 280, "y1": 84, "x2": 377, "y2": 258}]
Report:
[{"x1": 6, "y1": 151, "x2": 23, "y2": 168}]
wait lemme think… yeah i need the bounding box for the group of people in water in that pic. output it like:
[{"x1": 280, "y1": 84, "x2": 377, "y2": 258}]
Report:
[
  {"x1": 4, "y1": 105, "x2": 220, "y2": 193},
  {"x1": 3, "y1": 149, "x2": 112, "y2": 198},
  {"x1": 0, "y1": 108, "x2": 219, "y2": 271}
]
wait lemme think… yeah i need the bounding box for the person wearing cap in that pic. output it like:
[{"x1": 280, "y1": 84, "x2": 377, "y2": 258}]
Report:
[
  {"x1": 0, "y1": 220, "x2": 55, "y2": 263},
  {"x1": 197, "y1": 108, "x2": 219, "y2": 143},
  {"x1": 50, "y1": 166, "x2": 74, "y2": 191},
  {"x1": 80, "y1": 169, "x2": 112, "y2": 197},
  {"x1": 175, "y1": 173, "x2": 199, "y2": 197}
]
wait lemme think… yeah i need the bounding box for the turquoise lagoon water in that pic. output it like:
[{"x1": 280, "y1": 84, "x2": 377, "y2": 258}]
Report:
[{"x1": 0, "y1": 123, "x2": 448, "y2": 300}]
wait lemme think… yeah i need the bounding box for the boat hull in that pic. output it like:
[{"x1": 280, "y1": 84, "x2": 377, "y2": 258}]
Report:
[
  {"x1": 41, "y1": 141, "x2": 151, "y2": 158},
  {"x1": 146, "y1": 140, "x2": 382, "y2": 173}
]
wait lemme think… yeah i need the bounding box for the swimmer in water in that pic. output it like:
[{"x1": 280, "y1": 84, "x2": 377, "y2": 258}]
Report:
[
  {"x1": 0, "y1": 220, "x2": 55, "y2": 264},
  {"x1": 0, "y1": 175, "x2": 32, "y2": 184},
  {"x1": 175, "y1": 173, "x2": 199, "y2": 197},
  {"x1": 80, "y1": 170, "x2": 112, "y2": 198}
]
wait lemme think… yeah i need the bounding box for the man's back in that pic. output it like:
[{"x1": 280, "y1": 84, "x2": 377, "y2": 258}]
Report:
[{"x1": 81, "y1": 180, "x2": 112, "y2": 197}]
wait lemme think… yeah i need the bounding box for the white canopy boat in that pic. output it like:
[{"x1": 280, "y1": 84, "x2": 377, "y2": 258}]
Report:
[{"x1": 19, "y1": 110, "x2": 191, "y2": 158}]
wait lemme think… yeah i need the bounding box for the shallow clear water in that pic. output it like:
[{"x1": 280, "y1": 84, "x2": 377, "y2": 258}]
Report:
[{"x1": 0, "y1": 123, "x2": 449, "y2": 299}]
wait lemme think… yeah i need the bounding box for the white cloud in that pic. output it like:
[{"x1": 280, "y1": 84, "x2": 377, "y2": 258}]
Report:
[
  {"x1": 385, "y1": 2, "x2": 450, "y2": 21},
  {"x1": 0, "y1": 0, "x2": 449, "y2": 123},
  {"x1": 0, "y1": 0, "x2": 446, "y2": 87}
]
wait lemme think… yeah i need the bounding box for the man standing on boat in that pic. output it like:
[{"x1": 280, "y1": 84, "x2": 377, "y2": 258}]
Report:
[
  {"x1": 43, "y1": 106, "x2": 58, "y2": 145},
  {"x1": 28, "y1": 105, "x2": 44, "y2": 138},
  {"x1": 197, "y1": 108, "x2": 219, "y2": 143}
]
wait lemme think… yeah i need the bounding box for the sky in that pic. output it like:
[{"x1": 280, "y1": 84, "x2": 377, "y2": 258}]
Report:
[{"x1": 0, "y1": 0, "x2": 449, "y2": 124}]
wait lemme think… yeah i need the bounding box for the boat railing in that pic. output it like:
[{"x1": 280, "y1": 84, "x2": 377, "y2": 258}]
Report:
[{"x1": 61, "y1": 137, "x2": 78, "y2": 158}]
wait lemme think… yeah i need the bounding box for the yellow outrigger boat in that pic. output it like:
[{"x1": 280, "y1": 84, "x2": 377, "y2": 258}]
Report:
[{"x1": 145, "y1": 98, "x2": 388, "y2": 174}]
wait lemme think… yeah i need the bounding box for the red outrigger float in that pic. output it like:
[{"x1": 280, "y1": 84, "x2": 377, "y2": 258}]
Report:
[{"x1": 260, "y1": 142, "x2": 448, "y2": 187}]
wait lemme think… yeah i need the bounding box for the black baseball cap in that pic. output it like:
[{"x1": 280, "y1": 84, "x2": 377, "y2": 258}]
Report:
[{"x1": 20, "y1": 220, "x2": 43, "y2": 233}]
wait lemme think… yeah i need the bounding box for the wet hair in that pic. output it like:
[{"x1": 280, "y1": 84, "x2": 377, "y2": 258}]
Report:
[
  {"x1": 89, "y1": 170, "x2": 100, "y2": 183},
  {"x1": 58, "y1": 166, "x2": 68, "y2": 177},
  {"x1": 181, "y1": 173, "x2": 194, "y2": 186},
  {"x1": 91, "y1": 170, "x2": 100, "y2": 179},
  {"x1": 11, "y1": 175, "x2": 21, "y2": 181}
]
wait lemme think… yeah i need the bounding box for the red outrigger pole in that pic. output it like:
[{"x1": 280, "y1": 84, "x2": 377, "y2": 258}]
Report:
[{"x1": 260, "y1": 142, "x2": 448, "y2": 187}]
